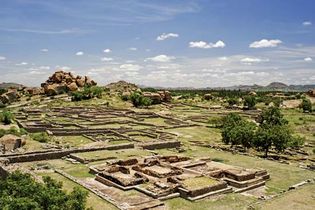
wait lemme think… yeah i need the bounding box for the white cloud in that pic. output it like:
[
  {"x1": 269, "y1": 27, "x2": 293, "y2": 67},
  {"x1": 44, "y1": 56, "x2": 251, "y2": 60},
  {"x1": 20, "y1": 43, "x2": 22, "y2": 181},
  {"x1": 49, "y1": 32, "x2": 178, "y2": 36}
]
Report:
[
  {"x1": 146, "y1": 54, "x2": 175, "y2": 62},
  {"x1": 16, "y1": 62, "x2": 28, "y2": 66},
  {"x1": 304, "y1": 57, "x2": 313, "y2": 62},
  {"x1": 218, "y1": 56, "x2": 228, "y2": 61},
  {"x1": 156, "y1": 33, "x2": 179, "y2": 41},
  {"x1": 75, "y1": 51, "x2": 84, "y2": 56},
  {"x1": 249, "y1": 39, "x2": 282, "y2": 48},
  {"x1": 240, "y1": 57, "x2": 269, "y2": 64},
  {"x1": 189, "y1": 40, "x2": 225, "y2": 49},
  {"x1": 119, "y1": 64, "x2": 142, "y2": 71},
  {"x1": 39, "y1": 66, "x2": 50, "y2": 70},
  {"x1": 303, "y1": 21, "x2": 312, "y2": 26},
  {"x1": 103, "y1": 48, "x2": 111, "y2": 53},
  {"x1": 129, "y1": 47, "x2": 137, "y2": 51},
  {"x1": 0, "y1": 56, "x2": 6, "y2": 61},
  {"x1": 101, "y1": 57, "x2": 113, "y2": 61},
  {"x1": 41, "y1": 49, "x2": 48, "y2": 52},
  {"x1": 56, "y1": 66, "x2": 71, "y2": 71},
  {"x1": 29, "y1": 70, "x2": 45, "y2": 75}
]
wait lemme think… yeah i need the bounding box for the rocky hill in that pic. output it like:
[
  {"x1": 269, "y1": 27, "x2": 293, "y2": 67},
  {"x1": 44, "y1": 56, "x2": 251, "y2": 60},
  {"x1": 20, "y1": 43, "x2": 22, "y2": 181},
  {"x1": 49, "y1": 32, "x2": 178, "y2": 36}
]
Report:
[
  {"x1": 41, "y1": 71, "x2": 97, "y2": 96},
  {"x1": 105, "y1": 80, "x2": 140, "y2": 94}
]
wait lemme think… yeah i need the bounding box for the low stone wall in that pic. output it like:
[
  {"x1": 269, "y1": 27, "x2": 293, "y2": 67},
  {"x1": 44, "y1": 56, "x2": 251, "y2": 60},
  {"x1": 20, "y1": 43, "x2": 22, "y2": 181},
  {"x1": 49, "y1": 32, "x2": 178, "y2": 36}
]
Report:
[
  {"x1": 140, "y1": 141, "x2": 181, "y2": 150},
  {"x1": 6, "y1": 143, "x2": 134, "y2": 163}
]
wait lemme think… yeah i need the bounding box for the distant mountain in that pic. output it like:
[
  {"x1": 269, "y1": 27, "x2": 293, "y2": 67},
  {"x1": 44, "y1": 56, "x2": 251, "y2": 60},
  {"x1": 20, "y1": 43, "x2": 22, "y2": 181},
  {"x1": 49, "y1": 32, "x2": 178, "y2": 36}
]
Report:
[
  {"x1": 266, "y1": 82, "x2": 288, "y2": 89},
  {"x1": 0, "y1": 82, "x2": 24, "y2": 89}
]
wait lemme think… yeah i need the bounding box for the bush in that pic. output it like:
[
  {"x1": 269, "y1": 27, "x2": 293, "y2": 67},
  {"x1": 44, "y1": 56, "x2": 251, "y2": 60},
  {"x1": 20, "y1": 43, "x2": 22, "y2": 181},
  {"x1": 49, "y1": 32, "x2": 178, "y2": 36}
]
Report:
[
  {"x1": 227, "y1": 98, "x2": 238, "y2": 106},
  {"x1": 71, "y1": 86, "x2": 103, "y2": 101},
  {"x1": 288, "y1": 136, "x2": 305, "y2": 149},
  {"x1": 0, "y1": 110, "x2": 14, "y2": 125},
  {"x1": 130, "y1": 92, "x2": 152, "y2": 107},
  {"x1": 31, "y1": 132, "x2": 50, "y2": 143},
  {"x1": 243, "y1": 96, "x2": 256, "y2": 109},
  {"x1": 300, "y1": 98, "x2": 312, "y2": 112}
]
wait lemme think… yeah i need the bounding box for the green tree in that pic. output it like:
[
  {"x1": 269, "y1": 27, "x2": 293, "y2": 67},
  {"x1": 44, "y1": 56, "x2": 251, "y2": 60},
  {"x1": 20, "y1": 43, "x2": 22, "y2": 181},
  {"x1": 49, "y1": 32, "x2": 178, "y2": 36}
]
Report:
[
  {"x1": 0, "y1": 171, "x2": 89, "y2": 210},
  {"x1": 258, "y1": 106, "x2": 288, "y2": 128},
  {"x1": 300, "y1": 98, "x2": 312, "y2": 112},
  {"x1": 254, "y1": 125, "x2": 292, "y2": 157},
  {"x1": 243, "y1": 96, "x2": 256, "y2": 109},
  {"x1": 221, "y1": 113, "x2": 256, "y2": 148}
]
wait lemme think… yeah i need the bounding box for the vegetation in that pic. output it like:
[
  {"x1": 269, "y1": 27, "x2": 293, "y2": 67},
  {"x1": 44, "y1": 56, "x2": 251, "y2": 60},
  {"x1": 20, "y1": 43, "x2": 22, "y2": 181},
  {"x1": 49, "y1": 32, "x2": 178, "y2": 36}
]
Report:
[
  {"x1": 300, "y1": 98, "x2": 312, "y2": 112},
  {"x1": 221, "y1": 113, "x2": 256, "y2": 149},
  {"x1": 30, "y1": 132, "x2": 51, "y2": 143},
  {"x1": 243, "y1": 96, "x2": 256, "y2": 109},
  {"x1": 0, "y1": 127, "x2": 27, "y2": 138},
  {"x1": 71, "y1": 86, "x2": 103, "y2": 101},
  {"x1": 221, "y1": 107, "x2": 302, "y2": 157},
  {"x1": 129, "y1": 92, "x2": 152, "y2": 107},
  {"x1": 227, "y1": 97, "x2": 238, "y2": 106},
  {"x1": 0, "y1": 171, "x2": 90, "y2": 210},
  {"x1": 0, "y1": 110, "x2": 14, "y2": 124}
]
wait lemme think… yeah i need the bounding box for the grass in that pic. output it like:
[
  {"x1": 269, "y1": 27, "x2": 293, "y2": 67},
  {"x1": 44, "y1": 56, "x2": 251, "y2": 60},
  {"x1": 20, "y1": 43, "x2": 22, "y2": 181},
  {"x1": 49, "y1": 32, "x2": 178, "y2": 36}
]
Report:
[
  {"x1": 254, "y1": 183, "x2": 315, "y2": 210},
  {"x1": 55, "y1": 135, "x2": 93, "y2": 147},
  {"x1": 155, "y1": 146, "x2": 315, "y2": 195},
  {"x1": 166, "y1": 193, "x2": 256, "y2": 210},
  {"x1": 182, "y1": 176, "x2": 219, "y2": 189}
]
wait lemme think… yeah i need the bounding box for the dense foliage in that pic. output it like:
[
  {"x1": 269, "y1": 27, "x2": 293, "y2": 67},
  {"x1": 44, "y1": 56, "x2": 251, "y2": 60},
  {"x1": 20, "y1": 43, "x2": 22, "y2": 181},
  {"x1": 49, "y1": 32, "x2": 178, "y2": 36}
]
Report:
[
  {"x1": 71, "y1": 86, "x2": 103, "y2": 101},
  {"x1": 221, "y1": 113, "x2": 256, "y2": 149},
  {"x1": 221, "y1": 107, "x2": 303, "y2": 157},
  {"x1": 130, "y1": 92, "x2": 152, "y2": 107},
  {"x1": 300, "y1": 98, "x2": 312, "y2": 112},
  {"x1": 0, "y1": 110, "x2": 14, "y2": 125},
  {"x1": 243, "y1": 96, "x2": 256, "y2": 109},
  {"x1": 0, "y1": 171, "x2": 89, "y2": 210}
]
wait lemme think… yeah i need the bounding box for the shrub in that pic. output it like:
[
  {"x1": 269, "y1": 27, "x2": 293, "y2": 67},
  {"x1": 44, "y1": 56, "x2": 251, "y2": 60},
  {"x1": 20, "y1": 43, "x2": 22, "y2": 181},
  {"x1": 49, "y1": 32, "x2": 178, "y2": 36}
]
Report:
[
  {"x1": 0, "y1": 110, "x2": 14, "y2": 125},
  {"x1": 288, "y1": 136, "x2": 305, "y2": 149},
  {"x1": 31, "y1": 132, "x2": 50, "y2": 143},
  {"x1": 227, "y1": 97, "x2": 238, "y2": 106},
  {"x1": 300, "y1": 98, "x2": 312, "y2": 112},
  {"x1": 243, "y1": 96, "x2": 256, "y2": 109},
  {"x1": 71, "y1": 86, "x2": 103, "y2": 101},
  {"x1": 130, "y1": 92, "x2": 152, "y2": 107}
]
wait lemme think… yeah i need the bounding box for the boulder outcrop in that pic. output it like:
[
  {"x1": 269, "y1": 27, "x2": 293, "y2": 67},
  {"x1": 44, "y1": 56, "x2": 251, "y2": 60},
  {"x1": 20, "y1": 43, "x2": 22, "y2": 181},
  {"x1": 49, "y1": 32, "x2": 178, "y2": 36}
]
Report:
[{"x1": 41, "y1": 71, "x2": 97, "y2": 96}]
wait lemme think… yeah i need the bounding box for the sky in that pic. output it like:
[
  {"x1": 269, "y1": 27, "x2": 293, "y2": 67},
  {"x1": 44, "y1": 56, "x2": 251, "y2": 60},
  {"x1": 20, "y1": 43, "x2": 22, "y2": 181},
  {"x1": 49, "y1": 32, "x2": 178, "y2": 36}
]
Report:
[{"x1": 0, "y1": 0, "x2": 315, "y2": 88}]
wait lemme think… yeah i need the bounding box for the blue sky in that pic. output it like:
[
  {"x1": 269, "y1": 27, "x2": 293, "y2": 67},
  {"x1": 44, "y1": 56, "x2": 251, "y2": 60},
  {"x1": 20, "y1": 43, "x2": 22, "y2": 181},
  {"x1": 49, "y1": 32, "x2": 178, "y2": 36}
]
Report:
[{"x1": 0, "y1": 0, "x2": 315, "y2": 87}]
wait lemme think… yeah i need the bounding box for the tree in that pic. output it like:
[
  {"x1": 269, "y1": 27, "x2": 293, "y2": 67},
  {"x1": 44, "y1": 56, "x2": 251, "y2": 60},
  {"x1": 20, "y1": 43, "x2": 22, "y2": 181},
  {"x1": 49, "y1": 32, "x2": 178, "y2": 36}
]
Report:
[
  {"x1": 254, "y1": 125, "x2": 292, "y2": 157},
  {"x1": 300, "y1": 98, "x2": 312, "y2": 112},
  {"x1": 71, "y1": 86, "x2": 103, "y2": 101},
  {"x1": 221, "y1": 113, "x2": 256, "y2": 149},
  {"x1": 243, "y1": 96, "x2": 256, "y2": 109},
  {"x1": 258, "y1": 106, "x2": 288, "y2": 128},
  {"x1": 0, "y1": 171, "x2": 89, "y2": 210}
]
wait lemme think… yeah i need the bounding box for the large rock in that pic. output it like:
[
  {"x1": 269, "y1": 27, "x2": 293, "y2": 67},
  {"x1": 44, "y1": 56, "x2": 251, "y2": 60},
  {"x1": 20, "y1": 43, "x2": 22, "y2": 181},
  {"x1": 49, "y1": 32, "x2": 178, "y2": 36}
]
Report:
[
  {"x1": 41, "y1": 70, "x2": 97, "y2": 95},
  {"x1": 76, "y1": 77, "x2": 85, "y2": 87},
  {"x1": 67, "y1": 82, "x2": 78, "y2": 91},
  {"x1": 24, "y1": 87, "x2": 43, "y2": 95},
  {"x1": 0, "y1": 90, "x2": 20, "y2": 104}
]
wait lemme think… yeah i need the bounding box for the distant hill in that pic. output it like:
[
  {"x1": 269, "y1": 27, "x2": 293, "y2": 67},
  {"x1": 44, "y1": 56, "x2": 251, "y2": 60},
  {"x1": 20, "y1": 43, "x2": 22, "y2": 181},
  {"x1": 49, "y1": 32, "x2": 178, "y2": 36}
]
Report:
[
  {"x1": 266, "y1": 82, "x2": 288, "y2": 89},
  {"x1": 0, "y1": 82, "x2": 24, "y2": 89}
]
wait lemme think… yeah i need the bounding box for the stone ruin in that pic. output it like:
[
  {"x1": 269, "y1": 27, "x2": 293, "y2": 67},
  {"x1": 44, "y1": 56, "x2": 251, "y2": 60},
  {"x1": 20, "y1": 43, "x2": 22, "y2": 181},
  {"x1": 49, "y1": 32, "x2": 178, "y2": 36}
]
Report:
[
  {"x1": 89, "y1": 155, "x2": 269, "y2": 203},
  {"x1": 41, "y1": 70, "x2": 97, "y2": 95},
  {"x1": 0, "y1": 134, "x2": 26, "y2": 153}
]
